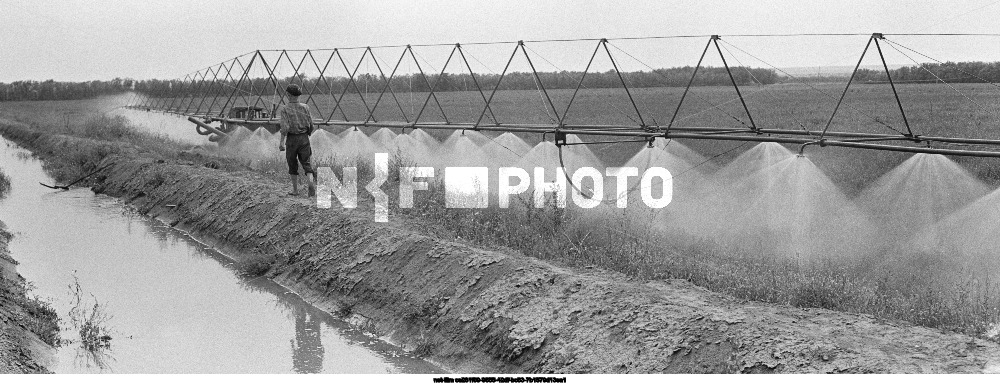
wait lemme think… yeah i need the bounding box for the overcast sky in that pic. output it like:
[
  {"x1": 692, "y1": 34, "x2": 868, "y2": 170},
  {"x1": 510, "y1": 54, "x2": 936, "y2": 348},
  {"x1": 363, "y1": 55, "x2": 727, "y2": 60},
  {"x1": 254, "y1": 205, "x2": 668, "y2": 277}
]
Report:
[{"x1": 2, "y1": 0, "x2": 1000, "y2": 82}]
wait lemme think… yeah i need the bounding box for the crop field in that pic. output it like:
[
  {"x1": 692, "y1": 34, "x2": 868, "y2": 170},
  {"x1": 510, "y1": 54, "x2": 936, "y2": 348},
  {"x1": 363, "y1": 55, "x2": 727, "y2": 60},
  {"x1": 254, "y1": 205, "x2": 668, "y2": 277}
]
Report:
[
  {"x1": 147, "y1": 81, "x2": 1000, "y2": 183},
  {"x1": 156, "y1": 82, "x2": 1000, "y2": 133},
  {"x1": 6, "y1": 81, "x2": 1000, "y2": 339}
]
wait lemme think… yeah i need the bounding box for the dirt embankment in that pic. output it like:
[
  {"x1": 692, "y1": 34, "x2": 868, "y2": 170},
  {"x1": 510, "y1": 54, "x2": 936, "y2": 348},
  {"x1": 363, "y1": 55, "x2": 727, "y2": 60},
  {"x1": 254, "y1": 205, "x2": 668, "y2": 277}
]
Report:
[
  {"x1": 0, "y1": 220, "x2": 59, "y2": 374},
  {"x1": 3, "y1": 122, "x2": 1000, "y2": 373}
]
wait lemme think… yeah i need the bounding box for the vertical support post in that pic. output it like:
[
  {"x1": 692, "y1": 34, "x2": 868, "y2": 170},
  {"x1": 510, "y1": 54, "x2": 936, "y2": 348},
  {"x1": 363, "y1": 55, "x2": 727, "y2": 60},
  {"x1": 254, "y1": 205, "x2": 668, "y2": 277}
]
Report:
[
  {"x1": 364, "y1": 47, "x2": 410, "y2": 123},
  {"x1": 602, "y1": 38, "x2": 647, "y2": 128},
  {"x1": 191, "y1": 64, "x2": 223, "y2": 115},
  {"x1": 235, "y1": 56, "x2": 259, "y2": 109},
  {"x1": 323, "y1": 49, "x2": 356, "y2": 122},
  {"x1": 149, "y1": 84, "x2": 162, "y2": 110},
  {"x1": 286, "y1": 49, "x2": 310, "y2": 87},
  {"x1": 165, "y1": 74, "x2": 194, "y2": 113},
  {"x1": 303, "y1": 49, "x2": 333, "y2": 112},
  {"x1": 219, "y1": 52, "x2": 257, "y2": 118},
  {"x1": 156, "y1": 79, "x2": 176, "y2": 111},
  {"x1": 456, "y1": 44, "x2": 499, "y2": 125},
  {"x1": 152, "y1": 81, "x2": 168, "y2": 110},
  {"x1": 351, "y1": 49, "x2": 379, "y2": 119},
  {"x1": 667, "y1": 37, "x2": 713, "y2": 130},
  {"x1": 306, "y1": 50, "x2": 350, "y2": 122},
  {"x1": 161, "y1": 76, "x2": 183, "y2": 112},
  {"x1": 124, "y1": 91, "x2": 136, "y2": 108},
  {"x1": 380, "y1": 50, "x2": 413, "y2": 123},
  {"x1": 411, "y1": 45, "x2": 456, "y2": 124},
  {"x1": 333, "y1": 48, "x2": 378, "y2": 121},
  {"x1": 519, "y1": 41, "x2": 561, "y2": 124},
  {"x1": 873, "y1": 34, "x2": 913, "y2": 137},
  {"x1": 142, "y1": 92, "x2": 152, "y2": 109},
  {"x1": 203, "y1": 59, "x2": 237, "y2": 115},
  {"x1": 286, "y1": 50, "x2": 326, "y2": 119},
  {"x1": 821, "y1": 34, "x2": 875, "y2": 138},
  {"x1": 712, "y1": 36, "x2": 757, "y2": 132},
  {"x1": 357, "y1": 47, "x2": 388, "y2": 123},
  {"x1": 473, "y1": 43, "x2": 520, "y2": 128},
  {"x1": 181, "y1": 69, "x2": 210, "y2": 114},
  {"x1": 257, "y1": 50, "x2": 286, "y2": 114},
  {"x1": 146, "y1": 92, "x2": 157, "y2": 110},
  {"x1": 559, "y1": 41, "x2": 602, "y2": 126}
]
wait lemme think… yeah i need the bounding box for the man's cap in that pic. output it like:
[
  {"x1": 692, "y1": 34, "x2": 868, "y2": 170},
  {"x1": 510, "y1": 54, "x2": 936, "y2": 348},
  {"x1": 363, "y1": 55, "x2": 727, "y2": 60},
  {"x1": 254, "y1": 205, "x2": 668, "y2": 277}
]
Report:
[{"x1": 286, "y1": 84, "x2": 302, "y2": 96}]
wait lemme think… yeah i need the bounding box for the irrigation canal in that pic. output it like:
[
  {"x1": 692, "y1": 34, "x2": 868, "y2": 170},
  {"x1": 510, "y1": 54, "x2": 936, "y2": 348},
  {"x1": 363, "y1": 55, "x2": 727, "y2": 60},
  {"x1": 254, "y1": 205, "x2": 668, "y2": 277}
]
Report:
[{"x1": 0, "y1": 137, "x2": 444, "y2": 373}]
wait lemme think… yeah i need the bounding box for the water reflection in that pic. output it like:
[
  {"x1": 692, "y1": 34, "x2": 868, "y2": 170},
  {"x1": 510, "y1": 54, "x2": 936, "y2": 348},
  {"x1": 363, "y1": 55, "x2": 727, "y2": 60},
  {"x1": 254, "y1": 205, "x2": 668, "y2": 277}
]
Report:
[
  {"x1": 292, "y1": 307, "x2": 324, "y2": 373},
  {"x1": 66, "y1": 273, "x2": 117, "y2": 372},
  {"x1": 74, "y1": 345, "x2": 116, "y2": 373},
  {"x1": 236, "y1": 276, "x2": 328, "y2": 374}
]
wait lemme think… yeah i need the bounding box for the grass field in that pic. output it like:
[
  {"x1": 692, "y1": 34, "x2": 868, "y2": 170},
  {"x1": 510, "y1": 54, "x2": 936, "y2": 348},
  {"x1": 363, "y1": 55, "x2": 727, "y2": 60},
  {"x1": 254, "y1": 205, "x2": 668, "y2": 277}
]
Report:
[
  {"x1": 149, "y1": 82, "x2": 1000, "y2": 135},
  {"x1": 141, "y1": 81, "x2": 1000, "y2": 191},
  {"x1": 5, "y1": 82, "x2": 1000, "y2": 339}
]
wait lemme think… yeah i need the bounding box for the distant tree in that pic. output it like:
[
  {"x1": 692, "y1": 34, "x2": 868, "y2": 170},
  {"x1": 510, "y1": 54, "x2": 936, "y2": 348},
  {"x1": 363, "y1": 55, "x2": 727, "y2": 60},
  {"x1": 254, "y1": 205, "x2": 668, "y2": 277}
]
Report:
[
  {"x1": 0, "y1": 65, "x2": 786, "y2": 102},
  {"x1": 848, "y1": 61, "x2": 1000, "y2": 84}
]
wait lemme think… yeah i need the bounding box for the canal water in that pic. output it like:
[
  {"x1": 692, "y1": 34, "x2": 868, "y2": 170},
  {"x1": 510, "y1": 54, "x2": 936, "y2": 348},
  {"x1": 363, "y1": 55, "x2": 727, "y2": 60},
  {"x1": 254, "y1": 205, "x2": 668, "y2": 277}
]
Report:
[{"x1": 0, "y1": 137, "x2": 443, "y2": 374}]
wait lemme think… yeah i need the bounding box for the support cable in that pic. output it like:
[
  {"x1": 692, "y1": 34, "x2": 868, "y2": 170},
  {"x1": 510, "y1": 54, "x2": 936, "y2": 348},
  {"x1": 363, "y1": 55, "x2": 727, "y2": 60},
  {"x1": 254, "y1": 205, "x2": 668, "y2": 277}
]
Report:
[
  {"x1": 720, "y1": 40, "x2": 908, "y2": 137},
  {"x1": 712, "y1": 37, "x2": 758, "y2": 131},
  {"x1": 885, "y1": 38, "x2": 1000, "y2": 91},
  {"x1": 717, "y1": 42, "x2": 812, "y2": 132},
  {"x1": 524, "y1": 44, "x2": 639, "y2": 126},
  {"x1": 872, "y1": 37, "x2": 914, "y2": 137},
  {"x1": 883, "y1": 40, "x2": 1000, "y2": 119},
  {"x1": 609, "y1": 41, "x2": 753, "y2": 129},
  {"x1": 260, "y1": 33, "x2": 1000, "y2": 52}
]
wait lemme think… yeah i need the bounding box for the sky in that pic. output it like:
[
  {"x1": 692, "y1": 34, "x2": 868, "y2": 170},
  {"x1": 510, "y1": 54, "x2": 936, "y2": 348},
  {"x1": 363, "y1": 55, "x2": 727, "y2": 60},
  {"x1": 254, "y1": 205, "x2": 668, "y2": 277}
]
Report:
[{"x1": 2, "y1": 0, "x2": 1000, "y2": 82}]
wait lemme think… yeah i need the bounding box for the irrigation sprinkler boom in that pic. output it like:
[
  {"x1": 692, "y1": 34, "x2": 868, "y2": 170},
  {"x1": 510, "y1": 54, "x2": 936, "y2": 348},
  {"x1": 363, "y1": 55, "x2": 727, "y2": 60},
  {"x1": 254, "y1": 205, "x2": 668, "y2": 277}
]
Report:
[{"x1": 126, "y1": 33, "x2": 1000, "y2": 157}]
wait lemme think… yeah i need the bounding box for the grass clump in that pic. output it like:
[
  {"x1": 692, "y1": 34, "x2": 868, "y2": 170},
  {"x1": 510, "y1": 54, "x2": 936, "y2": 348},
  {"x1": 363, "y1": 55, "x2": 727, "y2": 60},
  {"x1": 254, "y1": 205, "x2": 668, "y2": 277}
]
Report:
[
  {"x1": 237, "y1": 254, "x2": 276, "y2": 277},
  {"x1": 0, "y1": 167, "x2": 10, "y2": 199},
  {"x1": 73, "y1": 114, "x2": 188, "y2": 156},
  {"x1": 67, "y1": 274, "x2": 113, "y2": 352},
  {"x1": 4, "y1": 278, "x2": 61, "y2": 347},
  {"x1": 1, "y1": 222, "x2": 61, "y2": 348}
]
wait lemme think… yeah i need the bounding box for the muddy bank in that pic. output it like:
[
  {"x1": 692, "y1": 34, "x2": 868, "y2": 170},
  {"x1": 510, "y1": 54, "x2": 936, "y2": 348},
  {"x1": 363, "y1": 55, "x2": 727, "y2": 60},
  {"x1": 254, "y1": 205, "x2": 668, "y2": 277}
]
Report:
[
  {"x1": 0, "y1": 220, "x2": 59, "y2": 373},
  {"x1": 3, "y1": 122, "x2": 1000, "y2": 373}
]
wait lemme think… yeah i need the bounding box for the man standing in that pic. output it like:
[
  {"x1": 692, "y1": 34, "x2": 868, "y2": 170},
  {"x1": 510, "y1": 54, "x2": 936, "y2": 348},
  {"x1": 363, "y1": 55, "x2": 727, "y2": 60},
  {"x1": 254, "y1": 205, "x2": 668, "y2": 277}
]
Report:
[{"x1": 278, "y1": 84, "x2": 317, "y2": 197}]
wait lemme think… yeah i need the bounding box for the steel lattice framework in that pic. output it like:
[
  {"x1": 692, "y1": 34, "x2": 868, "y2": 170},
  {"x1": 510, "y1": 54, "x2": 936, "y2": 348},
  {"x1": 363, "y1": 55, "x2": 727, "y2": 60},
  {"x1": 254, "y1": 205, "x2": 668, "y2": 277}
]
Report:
[{"x1": 126, "y1": 33, "x2": 1000, "y2": 157}]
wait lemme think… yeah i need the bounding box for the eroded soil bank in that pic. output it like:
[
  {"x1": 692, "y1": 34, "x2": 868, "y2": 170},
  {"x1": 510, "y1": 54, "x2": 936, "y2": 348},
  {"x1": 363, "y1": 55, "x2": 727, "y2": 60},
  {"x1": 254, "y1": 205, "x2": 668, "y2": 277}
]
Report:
[
  {"x1": 3, "y1": 121, "x2": 1000, "y2": 373},
  {"x1": 0, "y1": 221, "x2": 59, "y2": 373}
]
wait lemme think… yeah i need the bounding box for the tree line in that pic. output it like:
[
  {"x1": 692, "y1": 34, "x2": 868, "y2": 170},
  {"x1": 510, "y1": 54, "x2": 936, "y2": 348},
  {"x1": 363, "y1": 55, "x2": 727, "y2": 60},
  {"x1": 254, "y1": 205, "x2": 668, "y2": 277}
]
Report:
[
  {"x1": 11, "y1": 61, "x2": 1000, "y2": 102},
  {"x1": 1, "y1": 66, "x2": 780, "y2": 102},
  {"x1": 851, "y1": 61, "x2": 1000, "y2": 84},
  {"x1": 1, "y1": 78, "x2": 137, "y2": 101}
]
